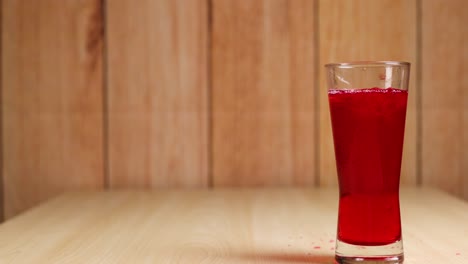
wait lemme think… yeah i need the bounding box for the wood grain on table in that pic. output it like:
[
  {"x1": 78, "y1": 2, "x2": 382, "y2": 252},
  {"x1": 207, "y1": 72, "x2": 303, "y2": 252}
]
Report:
[{"x1": 0, "y1": 188, "x2": 466, "y2": 263}]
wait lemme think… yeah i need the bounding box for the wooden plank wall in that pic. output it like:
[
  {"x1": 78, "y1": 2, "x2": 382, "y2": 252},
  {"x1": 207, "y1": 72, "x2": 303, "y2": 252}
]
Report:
[
  {"x1": 106, "y1": 0, "x2": 208, "y2": 188},
  {"x1": 1, "y1": 0, "x2": 467, "y2": 219},
  {"x1": 421, "y1": 0, "x2": 468, "y2": 200},
  {"x1": 212, "y1": 0, "x2": 316, "y2": 186},
  {"x1": 2, "y1": 0, "x2": 105, "y2": 218}
]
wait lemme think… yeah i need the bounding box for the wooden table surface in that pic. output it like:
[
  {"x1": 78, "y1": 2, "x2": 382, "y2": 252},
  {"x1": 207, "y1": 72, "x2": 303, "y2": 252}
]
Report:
[{"x1": 0, "y1": 188, "x2": 466, "y2": 263}]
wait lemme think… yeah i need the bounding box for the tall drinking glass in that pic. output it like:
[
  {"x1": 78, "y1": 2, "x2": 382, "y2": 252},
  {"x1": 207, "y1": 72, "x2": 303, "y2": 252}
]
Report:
[{"x1": 326, "y1": 61, "x2": 410, "y2": 264}]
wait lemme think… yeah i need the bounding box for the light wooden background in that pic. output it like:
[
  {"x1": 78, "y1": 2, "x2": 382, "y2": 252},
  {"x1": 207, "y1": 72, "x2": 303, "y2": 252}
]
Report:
[{"x1": 1, "y1": 0, "x2": 467, "y2": 220}]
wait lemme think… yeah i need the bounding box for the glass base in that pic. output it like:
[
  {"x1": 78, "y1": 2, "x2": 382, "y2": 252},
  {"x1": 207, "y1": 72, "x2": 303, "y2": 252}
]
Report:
[{"x1": 335, "y1": 239, "x2": 403, "y2": 264}]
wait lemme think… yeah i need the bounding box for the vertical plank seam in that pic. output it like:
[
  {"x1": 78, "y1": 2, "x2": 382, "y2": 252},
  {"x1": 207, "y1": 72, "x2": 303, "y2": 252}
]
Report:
[
  {"x1": 416, "y1": 0, "x2": 423, "y2": 187},
  {"x1": 101, "y1": 0, "x2": 110, "y2": 189},
  {"x1": 313, "y1": 0, "x2": 320, "y2": 187},
  {"x1": 207, "y1": 0, "x2": 213, "y2": 188}
]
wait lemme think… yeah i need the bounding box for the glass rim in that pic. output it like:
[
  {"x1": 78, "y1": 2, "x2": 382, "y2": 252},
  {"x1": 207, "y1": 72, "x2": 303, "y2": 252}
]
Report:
[{"x1": 325, "y1": 61, "x2": 410, "y2": 68}]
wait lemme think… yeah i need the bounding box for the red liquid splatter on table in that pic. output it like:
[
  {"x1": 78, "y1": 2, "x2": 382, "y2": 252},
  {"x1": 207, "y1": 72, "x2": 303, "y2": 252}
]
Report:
[{"x1": 329, "y1": 88, "x2": 407, "y2": 246}]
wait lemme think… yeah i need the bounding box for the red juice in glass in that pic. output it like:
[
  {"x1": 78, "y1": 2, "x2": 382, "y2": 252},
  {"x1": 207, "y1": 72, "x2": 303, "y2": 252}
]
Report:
[
  {"x1": 326, "y1": 61, "x2": 410, "y2": 264},
  {"x1": 329, "y1": 88, "x2": 407, "y2": 246}
]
